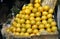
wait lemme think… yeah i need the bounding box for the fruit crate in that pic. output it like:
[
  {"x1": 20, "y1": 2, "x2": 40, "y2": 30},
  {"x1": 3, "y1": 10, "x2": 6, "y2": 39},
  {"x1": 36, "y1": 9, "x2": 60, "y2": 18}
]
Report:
[
  {"x1": 1, "y1": 0, "x2": 59, "y2": 39},
  {"x1": 1, "y1": 25, "x2": 58, "y2": 39},
  {"x1": 2, "y1": 32, "x2": 58, "y2": 39},
  {"x1": 2, "y1": 34, "x2": 59, "y2": 39},
  {"x1": 1, "y1": 30, "x2": 58, "y2": 39}
]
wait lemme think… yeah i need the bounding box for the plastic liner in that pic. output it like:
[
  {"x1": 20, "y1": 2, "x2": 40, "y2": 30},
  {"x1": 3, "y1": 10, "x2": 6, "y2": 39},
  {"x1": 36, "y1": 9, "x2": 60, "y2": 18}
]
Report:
[{"x1": 42, "y1": 0, "x2": 57, "y2": 9}]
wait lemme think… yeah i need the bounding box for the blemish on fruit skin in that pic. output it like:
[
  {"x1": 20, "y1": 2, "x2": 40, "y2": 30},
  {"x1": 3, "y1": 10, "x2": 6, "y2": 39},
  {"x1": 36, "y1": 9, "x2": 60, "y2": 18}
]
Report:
[{"x1": 6, "y1": 0, "x2": 57, "y2": 36}]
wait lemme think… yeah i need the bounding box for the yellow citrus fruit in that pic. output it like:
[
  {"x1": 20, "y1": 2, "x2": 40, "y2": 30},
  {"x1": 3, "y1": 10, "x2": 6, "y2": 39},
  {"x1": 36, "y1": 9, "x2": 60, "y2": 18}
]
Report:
[
  {"x1": 16, "y1": 23, "x2": 21, "y2": 28},
  {"x1": 48, "y1": 18, "x2": 54, "y2": 23},
  {"x1": 20, "y1": 32, "x2": 24, "y2": 36},
  {"x1": 30, "y1": 13, "x2": 35, "y2": 17},
  {"x1": 19, "y1": 11, "x2": 23, "y2": 14},
  {"x1": 41, "y1": 15, "x2": 47, "y2": 20},
  {"x1": 12, "y1": 27, "x2": 16, "y2": 32},
  {"x1": 21, "y1": 24, "x2": 25, "y2": 28},
  {"x1": 33, "y1": 29, "x2": 39, "y2": 34},
  {"x1": 39, "y1": 29, "x2": 45, "y2": 32},
  {"x1": 24, "y1": 15, "x2": 30, "y2": 19},
  {"x1": 16, "y1": 28, "x2": 21, "y2": 32},
  {"x1": 51, "y1": 26, "x2": 57, "y2": 32},
  {"x1": 25, "y1": 9, "x2": 31, "y2": 14},
  {"x1": 19, "y1": 10, "x2": 25, "y2": 15},
  {"x1": 49, "y1": 8, "x2": 54, "y2": 14},
  {"x1": 22, "y1": 10, "x2": 26, "y2": 14},
  {"x1": 20, "y1": 19, "x2": 25, "y2": 23},
  {"x1": 47, "y1": 14, "x2": 53, "y2": 18},
  {"x1": 24, "y1": 33, "x2": 29, "y2": 36},
  {"x1": 36, "y1": 32, "x2": 41, "y2": 36},
  {"x1": 9, "y1": 26, "x2": 14, "y2": 30},
  {"x1": 26, "y1": 20, "x2": 30, "y2": 24},
  {"x1": 38, "y1": 7, "x2": 43, "y2": 12},
  {"x1": 22, "y1": 5, "x2": 26, "y2": 10},
  {"x1": 35, "y1": 0, "x2": 41, "y2": 3},
  {"x1": 45, "y1": 23, "x2": 51, "y2": 28},
  {"x1": 30, "y1": 33, "x2": 35, "y2": 36},
  {"x1": 46, "y1": 28, "x2": 51, "y2": 32},
  {"x1": 14, "y1": 17, "x2": 19, "y2": 21},
  {"x1": 30, "y1": 17, "x2": 35, "y2": 20},
  {"x1": 32, "y1": 8, "x2": 37, "y2": 13},
  {"x1": 43, "y1": 5, "x2": 50, "y2": 11},
  {"x1": 14, "y1": 18, "x2": 20, "y2": 23},
  {"x1": 35, "y1": 17, "x2": 41, "y2": 21},
  {"x1": 32, "y1": 25, "x2": 38, "y2": 29},
  {"x1": 25, "y1": 24, "x2": 31, "y2": 28},
  {"x1": 18, "y1": 14, "x2": 23, "y2": 18},
  {"x1": 31, "y1": 20, "x2": 35, "y2": 24},
  {"x1": 28, "y1": 3, "x2": 33, "y2": 7},
  {"x1": 21, "y1": 15, "x2": 25, "y2": 19},
  {"x1": 35, "y1": 12, "x2": 41, "y2": 17},
  {"x1": 29, "y1": 6, "x2": 33, "y2": 10},
  {"x1": 16, "y1": 14, "x2": 20, "y2": 18},
  {"x1": 36, "y1": 21, "x2": 41, "y2": 25},
  {"x1": 34, "y1": 3, "x2": 40, "y2": 8},
  {"x1": 27, "y1": 28, "x2": 32, "y2": 33},
  {"x1": 42, "y1": 11, "x2": 48, "y2": 15},
  {"x1": 15, "y1": 32, "x2": 20, "y2": 36},
  {"x1": 39, "y1": 0, "x2": 41, "y2": 3},
  {"x1": 39, "y1": 24, "x2": 44, "y2": 29},
  {"x1": 12, "y1": 21, "x2": 17, "y2": 26},
  {"x1": 51, "y1": 21, "x2": 56, "y2": 26},
  {"x1": 21, "y1": 28, "x2": 26, "y2": 32},
  {"x1": 42, "y1": 20, "x2": 47, "y2": 24}
]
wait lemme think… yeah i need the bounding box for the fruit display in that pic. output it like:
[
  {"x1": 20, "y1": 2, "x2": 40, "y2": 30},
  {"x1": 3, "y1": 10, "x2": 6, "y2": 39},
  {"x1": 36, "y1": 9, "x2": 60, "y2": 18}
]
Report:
[{"x1": 6, "y1": 0, "x2": 57, "y2": 37}]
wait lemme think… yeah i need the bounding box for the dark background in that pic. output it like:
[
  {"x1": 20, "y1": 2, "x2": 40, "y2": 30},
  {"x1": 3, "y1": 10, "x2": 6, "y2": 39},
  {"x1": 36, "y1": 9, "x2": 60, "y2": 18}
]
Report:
[
  {"x1": 0, "y1": 0, "x2": 29, "y2": 39},
  {"x1": 0, "y1": 0, "x2": 29, "y2": 23},
  {"x1": 0, "y1": 0, "x2": 15, "y2": 23}
]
